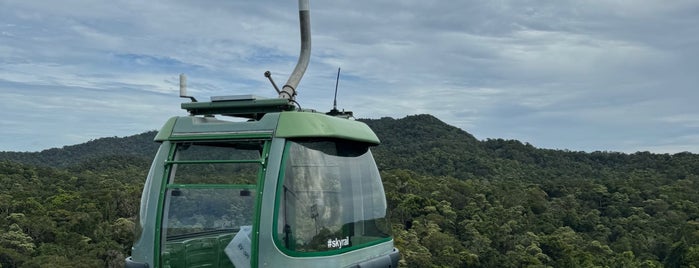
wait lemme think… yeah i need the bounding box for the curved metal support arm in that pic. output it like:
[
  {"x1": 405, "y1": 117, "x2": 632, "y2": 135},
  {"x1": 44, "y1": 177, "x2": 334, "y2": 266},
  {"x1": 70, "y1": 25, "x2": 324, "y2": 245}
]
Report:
[{"x1": 279, "y1": 0, "x2": 311, "y2": 100}]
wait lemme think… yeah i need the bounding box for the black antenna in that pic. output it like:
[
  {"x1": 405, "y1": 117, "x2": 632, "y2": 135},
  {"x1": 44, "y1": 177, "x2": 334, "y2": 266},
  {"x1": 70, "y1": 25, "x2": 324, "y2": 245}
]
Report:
[
  {"x1": 332, "y1": 67, "x2": 340, "y2": 112},
  {"x1": 326, "y1": 67, "x2": 352, "y2": 118},
  {"x1": 265, "y1": 71, "x2": 281, "y2": 94}
]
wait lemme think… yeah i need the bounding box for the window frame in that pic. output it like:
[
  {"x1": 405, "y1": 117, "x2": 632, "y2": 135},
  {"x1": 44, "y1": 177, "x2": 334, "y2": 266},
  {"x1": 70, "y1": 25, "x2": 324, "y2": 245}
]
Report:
[{"x1": 154, "y1": 139, "x2": 270, "y2": 268}]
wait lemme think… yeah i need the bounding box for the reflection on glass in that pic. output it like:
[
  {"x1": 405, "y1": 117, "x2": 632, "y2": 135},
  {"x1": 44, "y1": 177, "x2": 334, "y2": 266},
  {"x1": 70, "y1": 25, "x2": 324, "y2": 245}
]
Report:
[
  {"x1": 278, "y1": 140, "x2": 391, "y2": 253},
  {"x1": 164, "y1": 188, "x2": 255, "y2": 239}
]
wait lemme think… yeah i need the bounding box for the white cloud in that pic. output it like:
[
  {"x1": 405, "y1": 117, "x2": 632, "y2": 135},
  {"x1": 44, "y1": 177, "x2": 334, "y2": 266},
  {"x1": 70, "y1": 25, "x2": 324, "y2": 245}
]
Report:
[{"x1": 0, "y1": 0, "x2": 698, "y2": 153}]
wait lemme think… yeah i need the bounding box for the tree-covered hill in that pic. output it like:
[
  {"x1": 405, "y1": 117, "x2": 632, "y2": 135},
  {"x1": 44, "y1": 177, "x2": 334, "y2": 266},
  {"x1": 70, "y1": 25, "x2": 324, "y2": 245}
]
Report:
[
  {"x1": 360, "y1": 115, "x2": 492, "y2": 179},
  {"x1": 0, "y1": 132, "x2": 159, "y2": 168},
  {"x1": 1, "y1": 114, "x2": 698, "y2": 267}
]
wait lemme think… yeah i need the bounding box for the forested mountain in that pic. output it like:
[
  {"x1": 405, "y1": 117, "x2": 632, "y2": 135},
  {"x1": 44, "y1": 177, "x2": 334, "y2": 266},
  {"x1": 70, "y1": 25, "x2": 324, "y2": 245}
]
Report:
[
  {"x1": 361, "y1": 115, "x2": 491, "y2": 179},
  {"x1": 1, "y1": 114, "x2": 698, "y2": 267},
  {"x1": 0, "y1": 132, "x2": 159, "y2": 167}
]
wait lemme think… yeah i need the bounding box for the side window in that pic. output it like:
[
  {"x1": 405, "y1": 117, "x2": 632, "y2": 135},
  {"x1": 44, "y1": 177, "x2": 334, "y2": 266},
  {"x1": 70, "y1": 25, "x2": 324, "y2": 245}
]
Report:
[
  {"x1": 160, "y1": 140, "x2": 265, "y2": 267},
  {"x1": 275, "y1": 140, "x2": 391, "y2": 254},
  {"x1": 163, "y1": 141, "x2": 262, "y2": 237}
]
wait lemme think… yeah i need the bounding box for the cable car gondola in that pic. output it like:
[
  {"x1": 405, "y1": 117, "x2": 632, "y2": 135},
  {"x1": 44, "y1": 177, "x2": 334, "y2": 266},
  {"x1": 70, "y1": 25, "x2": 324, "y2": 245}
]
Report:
[{"x1": 125, "y1": 1, "x2": 399, "y2": 267}]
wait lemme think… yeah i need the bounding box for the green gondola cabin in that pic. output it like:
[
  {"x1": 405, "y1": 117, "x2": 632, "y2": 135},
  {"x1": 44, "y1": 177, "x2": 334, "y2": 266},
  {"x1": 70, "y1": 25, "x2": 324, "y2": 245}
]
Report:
[{"x1": 125, "y1": 1, "x2": 399, "y2": 267}]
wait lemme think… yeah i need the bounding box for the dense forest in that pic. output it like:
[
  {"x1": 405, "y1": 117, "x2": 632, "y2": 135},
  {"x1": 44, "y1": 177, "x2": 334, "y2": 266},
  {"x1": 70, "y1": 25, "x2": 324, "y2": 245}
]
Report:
[{"x1": 1, "y1": 114, "x2": 698, "y2": 267}]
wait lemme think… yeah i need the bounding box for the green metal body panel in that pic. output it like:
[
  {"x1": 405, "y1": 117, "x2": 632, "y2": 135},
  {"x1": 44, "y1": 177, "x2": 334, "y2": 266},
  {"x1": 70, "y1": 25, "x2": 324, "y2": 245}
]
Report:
[
  {"x1": 275, "y1": 112, "x2": 379, "y2": 144},
  {"x1": 155, "y1": 114, "x2": 279, "y2": 142},
  {"x1": 154, "y1": 111, "x2": 379, "y2": 144},
  {"x1": 154, "y1": 117, "x2": 178, "y2": 141}
]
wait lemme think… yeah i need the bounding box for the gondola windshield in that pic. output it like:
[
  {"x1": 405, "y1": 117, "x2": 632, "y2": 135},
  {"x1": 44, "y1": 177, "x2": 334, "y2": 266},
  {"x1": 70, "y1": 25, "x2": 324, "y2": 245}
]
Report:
[{"x1": 276, "y1": 139, "x2": 392, "y2": 254}]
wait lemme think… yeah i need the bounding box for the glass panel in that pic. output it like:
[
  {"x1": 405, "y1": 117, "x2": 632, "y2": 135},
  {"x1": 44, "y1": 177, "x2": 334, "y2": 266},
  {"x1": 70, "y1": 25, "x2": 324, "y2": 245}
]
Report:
[
  {"x1": 277, "y1": 140, "x2": 391, "y2": 253},
  {"x1": 170, "y1": 141, "x2": 263, "y2": 185},
  {"x1": 175, "y1": 141, "x2": 263, "y2": 161},
  {"x1": 173, "y1": 163, "x2": 259, "y2": 185},
  {"x1": 163, "y1": 188, "x2": 255, "y2": 239}
]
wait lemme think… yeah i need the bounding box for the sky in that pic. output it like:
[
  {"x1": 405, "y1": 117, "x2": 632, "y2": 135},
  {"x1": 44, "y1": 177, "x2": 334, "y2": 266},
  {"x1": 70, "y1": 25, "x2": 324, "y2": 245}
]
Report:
[{"x1": 1, "y1": 0, "x2": 698, "y2": 154}]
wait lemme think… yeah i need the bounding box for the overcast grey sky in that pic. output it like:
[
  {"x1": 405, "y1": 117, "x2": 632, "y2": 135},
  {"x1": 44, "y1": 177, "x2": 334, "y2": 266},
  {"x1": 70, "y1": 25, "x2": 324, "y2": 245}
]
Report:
[{"x1": 1, "y1": 0, "x2": 698, "y2": 153}]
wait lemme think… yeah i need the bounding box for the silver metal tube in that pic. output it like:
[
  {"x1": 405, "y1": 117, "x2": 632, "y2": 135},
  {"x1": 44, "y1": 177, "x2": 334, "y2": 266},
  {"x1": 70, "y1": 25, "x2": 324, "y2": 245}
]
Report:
[
  {"x1": 179, "y1": 73, "x2": 187, "y2": 97},
  {"x1": 279, "y1": 0, "x2": 311, "y2": 100}
]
